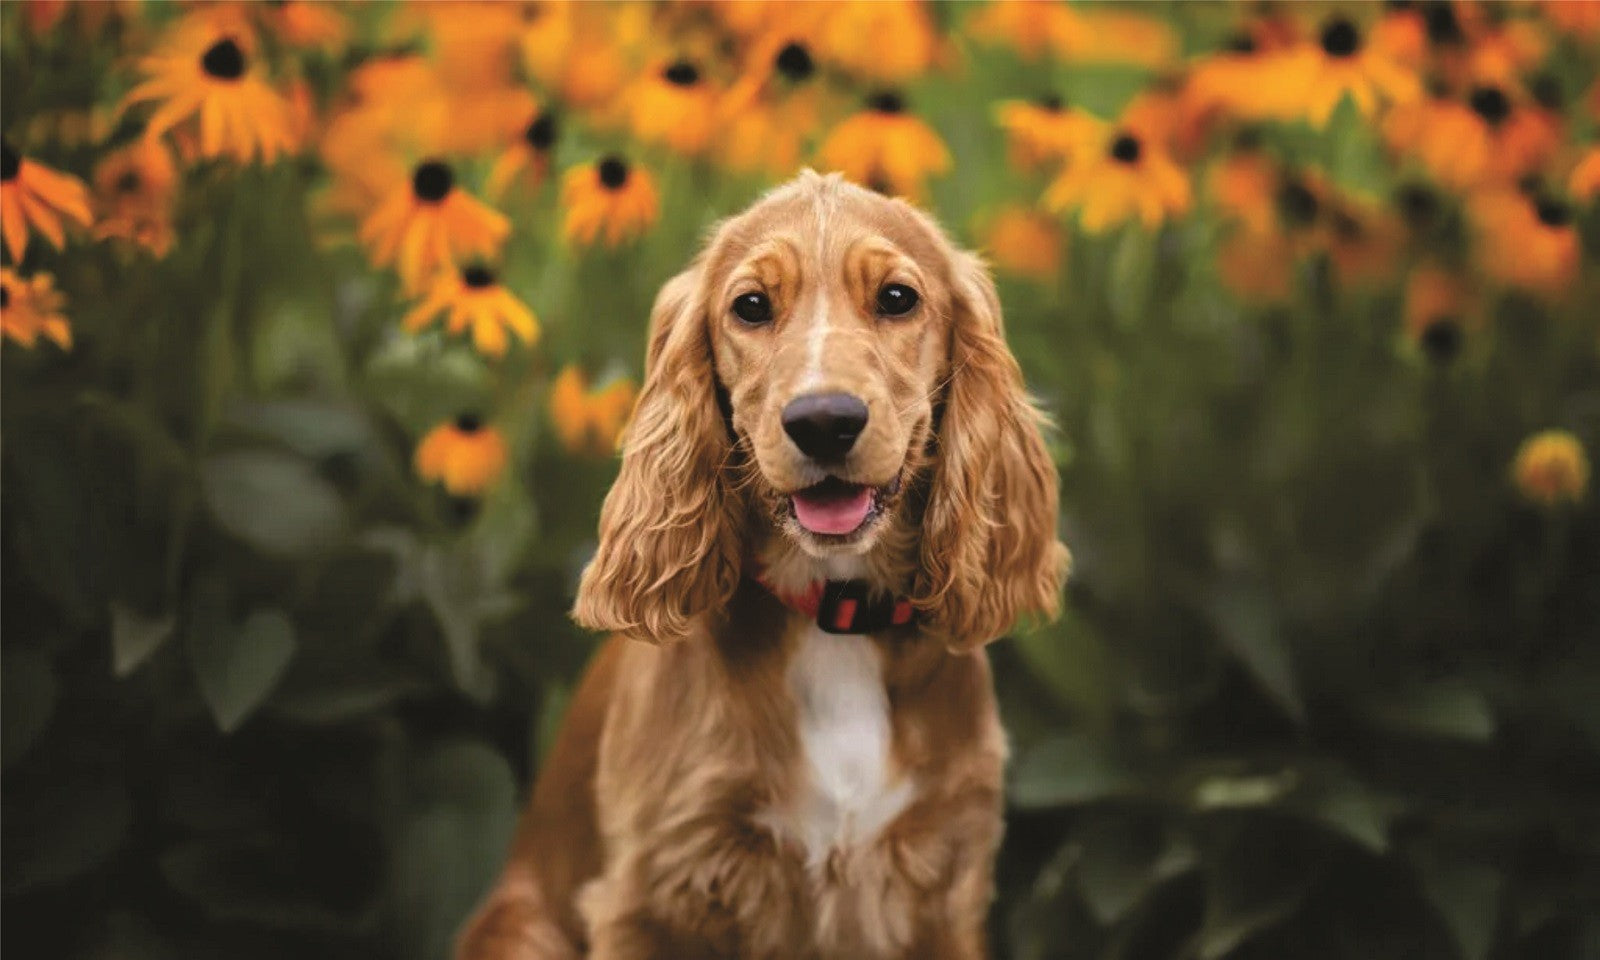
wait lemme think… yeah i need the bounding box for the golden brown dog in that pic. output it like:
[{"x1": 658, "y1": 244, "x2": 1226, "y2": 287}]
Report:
[{"x1": 456, "y1": 171, "x2": 1068, "y2": 960}]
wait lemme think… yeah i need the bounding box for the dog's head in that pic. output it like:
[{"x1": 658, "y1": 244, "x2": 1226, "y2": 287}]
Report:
[{"x1": 573, "y1": 172, "x2": 1067, "y2": 649}]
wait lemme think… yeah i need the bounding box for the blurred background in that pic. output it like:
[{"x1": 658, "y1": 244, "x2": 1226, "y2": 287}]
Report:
[{"x1": 3, "y1": 2, "x2": 1599, "y2": 958}]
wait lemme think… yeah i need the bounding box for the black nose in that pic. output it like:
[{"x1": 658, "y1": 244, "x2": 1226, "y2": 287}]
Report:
[{"x1": 782, "y1": 392, "x2": 868, "y2": 462}]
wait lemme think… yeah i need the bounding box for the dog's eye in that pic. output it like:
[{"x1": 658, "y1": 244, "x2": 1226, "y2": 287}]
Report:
[
  {"x1": 731, "y1": 291, "x2": 772, "y2": 325},
  {"x1": 876, "y1": 283, "x2": 919, "y2": 317}
]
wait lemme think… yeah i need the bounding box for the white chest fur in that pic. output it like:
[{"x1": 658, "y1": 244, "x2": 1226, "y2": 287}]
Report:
[{"x1": 778, "y1": 625, "x2": 916, "y2": 867}]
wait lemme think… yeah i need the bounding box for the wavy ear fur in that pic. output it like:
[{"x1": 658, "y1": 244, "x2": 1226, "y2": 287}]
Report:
[
  {"x1": 572, "y1": 264, "x2": 741, "y2": 644},
  {"x1": 916, "y1": 253, "x2": 1070, "y2": 650}
]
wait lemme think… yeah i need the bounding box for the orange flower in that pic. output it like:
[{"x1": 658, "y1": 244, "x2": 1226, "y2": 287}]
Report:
[
  {"x1": 264, "y1": 1, "x2": 348, "y2": 52},
  {"x1": 1, "y1": 140, "x2": 92, "y2": 260},
  {"x1": 486, "y1": 108, "x2": 558, "y2": 200},
  {"x1": 629, "y1": 60, "x2": 719, "y2": 156},
  {"x1": 1511, "y1": 430, "x2": 1590, "y2": 507},
  {"x1": 1047, "y1": 6, "x2": 1178, "y2": 68},
  {"x1": 1323, "y1": 199, "x2": 1403, "y2": 290},
  {"x1": 402, "y1": 264, "x2": 539, "y2": 358},
  {"x1": 1540, "y1": 0, "x2": 1600, "y2": 41},
  {"x1": 1280, "y1": 15, "x2": 1422, "y2": 128},
  {"x1": 994, "y1": 96, "x2": 1102, "y2": 174},
  {"x1": 1, "y1": 268, "x2": 71, "y2": 349},
  {"x1": 1570, "y1": 147, "x2": 1600, "y2": 202},
  {"x1": 815, "y1": 1, "x2": 937, "y2": 82},
  {"x1": 560, "y1": 156, "x2": 660, "y2": 248},
  {"x1": 967, "y1": 0, "x2": 1068, "y2": 61},
  {"x1": 121, "y1": 27, "x2": 299, "y2": 164},
  {"x1": 549, "y1": 366, "x2": 637, "y2": 457},
  {"x1": 817, "y1": 92, "x2": 951, "y2": 201},
  {"x1": 1044, "y1": 128, "x2": 1191, "y2": 233},
  {"x1": 1468, "y1": 189, "x2": 1580, "y2": 294},
  {"x1": 1207, "y1": 140, "x2": 1278, "y2": 237},
  {"x1": 717, "y1": 39, "x2": 823, "y2": 176},
  {"x1": 91, "y1": 138, "x2": 178, "y2": 258},
  {"x1": 977, "y1": 205, "x2": 1064, "y2": 283},
  {"x1": 1403, "y1": 265, "x2": 1475, "y2": 363},
  {"x1": 415, "y1": 415, "x2": 509, "y2": 496},
  {"x1": 358, "y1": 159, "x2": 511, "y2": 294}
]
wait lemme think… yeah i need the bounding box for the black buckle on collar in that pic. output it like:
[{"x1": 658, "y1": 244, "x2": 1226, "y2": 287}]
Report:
[{"x1": 816, "y1": 580, "x2": 915, "y2": 635}]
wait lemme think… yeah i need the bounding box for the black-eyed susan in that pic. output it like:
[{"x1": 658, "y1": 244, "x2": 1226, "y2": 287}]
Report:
[
  {"x1": 1206, "y1": 139, "x2": 1278, "y2": 237},
  {"x1": 1322, "y1": 199, "x2": 1403, "y2": 289},
  {"x1": 1047, "y1": 5, "x2": 1178, "y2": 69},
  {"x1": 967, "y1": 0, "x2": 1067, "y2": 61},
  {"x1": 1512, "y1": 430, "x2": 1590, "y2": 507},
  {"x1": 1468, "y1": 188, "x2": 1579, "y2": 294},
  {"x1": 402, "y1": 264, "x2": 539, "y2": 358},
  {"x1": 358, "y1": 159, "x2": 511, "y2": 294},
  {"x1": 1403, "y1": 264, "x2": 1474, "y2": 363},
  {"x1": 1, "y1": 139, "x2": 92, "y2": 261},
  {"x1": 1043, "y1": 128, "x2": 1191, "y2": 234},
  {"x1": 1570, "y1": 147, "x2": 1600, "y2": 203},
  {"x1": 414, "y1": 414, "x2": 509, "y2": 497},
  {"x1": 487, "y1": 108, "x2": 558, "y2": 200},
  {"x1": 92, "y1": 137, "x2": 177, "y2": 258},
  {"x1": 817, "y1": 92, "x2": 951, "y2": 201},
  {"x1": 1386, "y1": 84, "x2": 1562, "y2": 188},
  {"x1": 549, "y1": 366, "x2": 637, "y2": 458},
  {"x1": 717, "y1": 39, "x2": 824, "y2": 176},
  {"x1": 1276, "y1": 15, "x2": 1422, "y2": 128},
  {"x1": 815, "y1": 0, "x2": 937, "y2": 83},
  {"x1": 994, "y1": 96, "x2": 1102, "y2": 174},
  {"x1": 976, "y1": 205, "x2": 1065, "y2": 283},
  {"x1": 629, "y1": 60, "x2": 718, "y2": 156},
  {"x1": 263, "y1": 1, "x2": 349, "y2": 53},
  {"x1": 1540, "y1": 0, "x2": 1600, "y2": 42},
  {"x1": 121, "y1": 27, "x2": 299, "y2": 164},
  {"x1": 0, "y1": 268, "x2": 72, "y2": 349},
  {"x1": 560, "y1": 156, "x2": 660, "y2": 248}
]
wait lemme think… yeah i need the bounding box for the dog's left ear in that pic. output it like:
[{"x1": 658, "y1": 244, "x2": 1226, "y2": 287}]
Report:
[{"x1": 916, "y1": 252, "x2": 1070, "y2": 651}]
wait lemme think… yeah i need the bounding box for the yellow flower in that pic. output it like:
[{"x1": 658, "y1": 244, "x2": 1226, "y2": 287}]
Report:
[
  {"x1": 967, "y1": 0, "x2": 1066, "y2": 61},
  {"x1": 629, "y1": 60, "x2": 719, "y2": 156},
  {"x1": 815, "y1": 1, "x2": 937, "y2": 82},
  {"x1": 91, "y1": 138, "x2": 178, "y2": 258},
  {"x1": 1571, "y1": 147, "x2": 1600, "y2": 202},
  {"x1": 1047, "y1": 6, "x2": 1177, "y2": 68},
  {"x1": 358, "y1": 159, "x2": 511, "y2": 294},
  {"x1": 1, "y1": 139, "x2": 92, "y2": 261},
  {"x1": 977, "y1": 206, "x2": 1064, "y2": 283},
  {"x1": 1512, "y1": 430, "x2": 1590, "y2": 507},
  {"x1": 1044, "y1": 128, "x2": 1191, "y2": 234},
  {"x1": 1269, "y1": 16, "x2": 1422, "y2": 128},
  {"x1": 549, "y1": 366, "x2": 637, "y2": 457},
  {"x1": 817, "y1": 92, "x2": 951, "y2": 201},
  {"x1": 1403, "y1": 265, "x2": 1474, "y2": 363},
  {"x1": 1322, "y1": 198, "x2": 1402, "y2": 290},
  {"x1": 121, "y1": 27, "x2": 299, "y2": 164},
  {"x1": 414, "y1": 415, "x2": 509, "y2": 497},
  {"x1": 402, "y1": 264, "x2": 539, "y2": 358},
  {"x1": 1207, "y1": 141, "x2": 1279, "y2": 238},
  {"x1": 1, "y1": 269, "x2": 72, "y2": 350},
  {"x1": 486, "y1": 108, "x2": 558, "y2": 200},
  {"x1": 265, "y1": 1, "x2": 349, "y2": 53},
  {"x1": 1384, "y1": 86, "x2": 1561, "y2": 190},
  {"x1": 560, "y1": 156, "x2": 660, "y2": 248},
  {"x1": 994, "y1": 96, "x2": 1102, "y2": 174},
  {"x1": 1468, "y1": 189, "x2": 1579, "y2": 294},
  {"x1": 717, "y1": 39, "x2": 823, "y2": 176}
]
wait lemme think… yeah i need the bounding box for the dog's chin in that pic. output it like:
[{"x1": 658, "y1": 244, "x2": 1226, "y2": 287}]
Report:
[{"x1": 773, "y1": 472, "x2": 905, "y2": 557}]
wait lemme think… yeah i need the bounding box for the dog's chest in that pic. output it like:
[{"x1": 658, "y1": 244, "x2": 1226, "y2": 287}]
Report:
[{"x1": 774, "y1": 626, "x2": 915, "y2": 866}]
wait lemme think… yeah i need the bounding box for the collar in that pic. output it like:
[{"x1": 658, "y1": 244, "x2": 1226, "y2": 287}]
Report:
[{"x1": 753, "y1": 574, "x2": 916, "y2": 635}]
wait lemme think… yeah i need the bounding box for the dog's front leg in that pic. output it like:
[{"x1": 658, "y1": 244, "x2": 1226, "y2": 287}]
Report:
[{"x1": 874, "y1": 790, "x2": 1003, "y2": 960}]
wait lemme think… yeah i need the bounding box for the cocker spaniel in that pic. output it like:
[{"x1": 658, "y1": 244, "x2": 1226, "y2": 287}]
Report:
[{"x1": 456, "y1": 171, "x2": 1069, "y2": 960}]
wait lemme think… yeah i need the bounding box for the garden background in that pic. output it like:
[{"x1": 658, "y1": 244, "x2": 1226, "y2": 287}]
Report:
[{"x1": 4, "y1": 2, "x2": 1600, "y2": 958}]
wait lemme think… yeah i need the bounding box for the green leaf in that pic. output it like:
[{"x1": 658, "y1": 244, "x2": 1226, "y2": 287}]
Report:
[
  {"x1": 1202, "y1": 578, "x2": 1305, "y2": 724},
  {"x1": 111, "y1": 604, "x2": 176, "y2": 677},
  {"x1": 188, "y1": 605, "x2": 298, "y2": 733},
  {"x1": 1073, "y1": 815, "x2": 1193, "y2": 926},
  {"x1": 224, "y1": 398, "x2": 374, "y2": 460},
  {"x1": 1011, "y1": 733, "x2": 1139, "y2": 809},
  {"x1": 1108, "y1": 226, "x2": 1154, "y2": 326},
  {"x1": 1288, "y1": 769, "x2": 1396, "y2": 854},
  {"x1": 1411, "y1": 848, "x2": 1502, "y2": 960},
  {"x1": 1357, "y1": 679, "x2": 1496, "y2": 743},
  {"x1": 1, "y1": 647, "x2": 57, "y2": 770},
  {"x1": 1012, "y1": 611, "x2": 1116, "y2": 724},
  {"x1": 1198, "y1": 827, "x2": 1317, "y2": 959},
  {"x1": 200, "y1": 449, "x2": 348, "y2": 556}
]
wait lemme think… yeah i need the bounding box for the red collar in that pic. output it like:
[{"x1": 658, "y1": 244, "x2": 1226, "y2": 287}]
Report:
[{"x1": 753, "y1": 574, "x2": 916, "y2": 635}]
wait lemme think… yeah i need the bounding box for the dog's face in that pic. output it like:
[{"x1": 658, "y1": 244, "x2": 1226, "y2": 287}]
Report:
[
  {"x1": 574, "y1": 172, "x2": 1068, "y2": 649},
  {"x1": 702, "y1": 182, "x2": 953, "y2": 558}
]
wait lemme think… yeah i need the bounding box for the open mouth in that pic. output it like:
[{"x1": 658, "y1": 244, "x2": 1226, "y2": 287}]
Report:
[{"x1": 788, "y1": 475, "x2": 899, "y2": 537}]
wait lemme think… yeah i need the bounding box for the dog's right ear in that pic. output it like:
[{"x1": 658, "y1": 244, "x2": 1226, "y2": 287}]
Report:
[{"x1": 571, "y1": 262, "x2": 742, "y2": 644}]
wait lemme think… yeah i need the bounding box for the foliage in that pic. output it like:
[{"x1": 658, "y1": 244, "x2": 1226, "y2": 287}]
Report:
[{"x1": 4, "y1": 3, "x2": 1600, "y2": 959}]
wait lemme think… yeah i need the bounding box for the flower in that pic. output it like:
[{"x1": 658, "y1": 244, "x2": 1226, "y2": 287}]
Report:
[
  {"x1": 967, "y1": 0, "x2": 1067, "y2": 61},
  {"x1": 1403, "y1": 265, "x2": 1475, "y2": 363},
  {"x1": 91, "y1": 138, "x2": 178, "y2": 257},
  {"x1": 1322, "y1": 198, "x2": 1403, "y2": 289},
  {"x1": 1, "y1": 268, "x2": 72, "y2": 349},
  {"x1": 1512, "y1": 430, "x2": 1590, "y2": 507},
  {"x1": 1468, "y1": 189, "x2": 1580, "y2": 293},
  {"x1": 1283, "y1": 15, "x2": 1422, "y2": 128},
  {"x1": 977, "y1": 205, "x2": 1064, "y2": 283},
  {"x1": 1047, "y1": 6, "x2": 1177, "y2": 68},
  {"x1": 717, "y1": 39, "x2": 824, "y2": 176},
  {"x1": 1, "y1": 139, "x2": 92, "y2": 261},
  {"x1": 1384, "y1": 85, "x2": 1560, "y2": 189},
  {"x1": 1570, "y1": 147, "x2": 1600, "y2": 202},
  {"x1": 815, "y1": 1, "x2": 937, "y2": 82},
  {"x1": 560, "y1": 156, "x2": 660, "y2": 248},
  {"x1": 817, "y1": 92, "x2": 951, "y2": 200},
  {"x1": 487, "y1": 108, "x2": 559, "y2": 199},
  {"x1": 414, "y1": 415, "x2": 509, "y2": 496},
  {"x1": 121, "y1": 28, "x2": 299, "y2": 164},
  {"x1": 549, "y1": 366, "x2": 637, "y2": 457},
  {"x1": 358, "y1": 159, "x2": 511, "y2": 294},
  {"x1": 629, "y1": 59, "x2": 719, "y2": 156},
  {"x1": 402, "y1": 264, "x2": 539, "y2": 358},
  {"x1": 1207, "y1": 140, "x2": 1279, "y2": 237},
  {"x1": 264, "y1": 1, "x2": 349, "y2": 52},
  {"x1": 994, "y1": 96, "x2": 1102, "y2": 173},
  {"x1": 1043, "y1": 128, "x2": 1191, "y2": 233}
]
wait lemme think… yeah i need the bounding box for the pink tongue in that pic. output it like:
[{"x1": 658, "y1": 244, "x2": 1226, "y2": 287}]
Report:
[{"x1": 792, "y1": 485, "x2": 873, "y2": 535}]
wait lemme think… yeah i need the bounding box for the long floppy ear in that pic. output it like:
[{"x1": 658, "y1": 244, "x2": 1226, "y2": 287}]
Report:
[
  {"x1": 571, "y1": 263, "x2": 742, "y2": 644},
  {"x1": 916, "y1": 252, "x2": 1070, "y2": 651}
]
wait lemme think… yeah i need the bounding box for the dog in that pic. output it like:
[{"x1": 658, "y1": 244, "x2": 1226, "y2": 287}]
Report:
[{"x1": 456, "y1": 171, "x2": 1069, "y2": 960}]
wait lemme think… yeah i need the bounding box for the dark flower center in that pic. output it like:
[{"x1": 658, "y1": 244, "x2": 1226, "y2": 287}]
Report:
[
  {"x1": 1420, "y1": 318, "x2": 1462, "y2": 362},
  {"x1": 462, "y1": 266, "x2": 495, "y2": 288},
  {"x1": 1036, "y1": 93, "x2": 1064, "y2": 111},
  {"x1": 1232, "y1": 126, "x2": 1263, "y2": 152},
  {"x1": 1468, "y1": 85, "x2": 1510, "y2": 126},
  {"x1": 1, "y1": 283, "x2": 9, "y2": 308},
  {"x1": 412, "y1": 160, "x2": 454, "y2": 202},
  {"x1": 1, "y1": 139, "x2": 19, "y2": 181},
  {"x1": 1278, "y1": 179, "x2": 1320, "y2": 225},
  {"x1": 455, "y1": 413, "x2": 483, "y2": 433},
  {"x1": 1224, "y1": 32, "x2": 1257, "y2": 54},
  {"x1": 866, "y1": 91, "x2": 905, "y2": 114},
  {"x1": 1535, "y1": 199, "x2": 1572, "y2": 227},
  {"x1": 1384, "y1": 0, "x2": 1416, "y2": 10},
  {"x1": 116, "y1": 170, "x2": 141, "y2": 193},
  {"x1": 1331, "y1": 210, "x2": 1364, "y2": 240},
  {"x1": 1396, "y1": 184, "x2": 1439, "y2": 227},
  {"x1": 1423, "y1": 1, "x2": 1463, "y2": 44},
  {"x1": 1530, "y1": 74, "x2": 1563, "y2": 111},
  {"x1": 1109, "y1": 133, "x2": 1141, "y2": 164},
  {"x1": 1320, "y1": 18, "x2": 1360, "y2": 57},
  {"x1": 201, "y1": 38, "x2": 247, "y2": 80},
  {"x1": 523, "y1": 113, "x2": 557, "y2": 151},
  {"x1": 662, "y1": 60, "x2": 700, "y2": 86},
  {"x1": 597, "y1": 155, "x2": 629, "y2": 190},
  {"x1": 774, "y1": 42, "x2": 814, "y2": 81}
]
